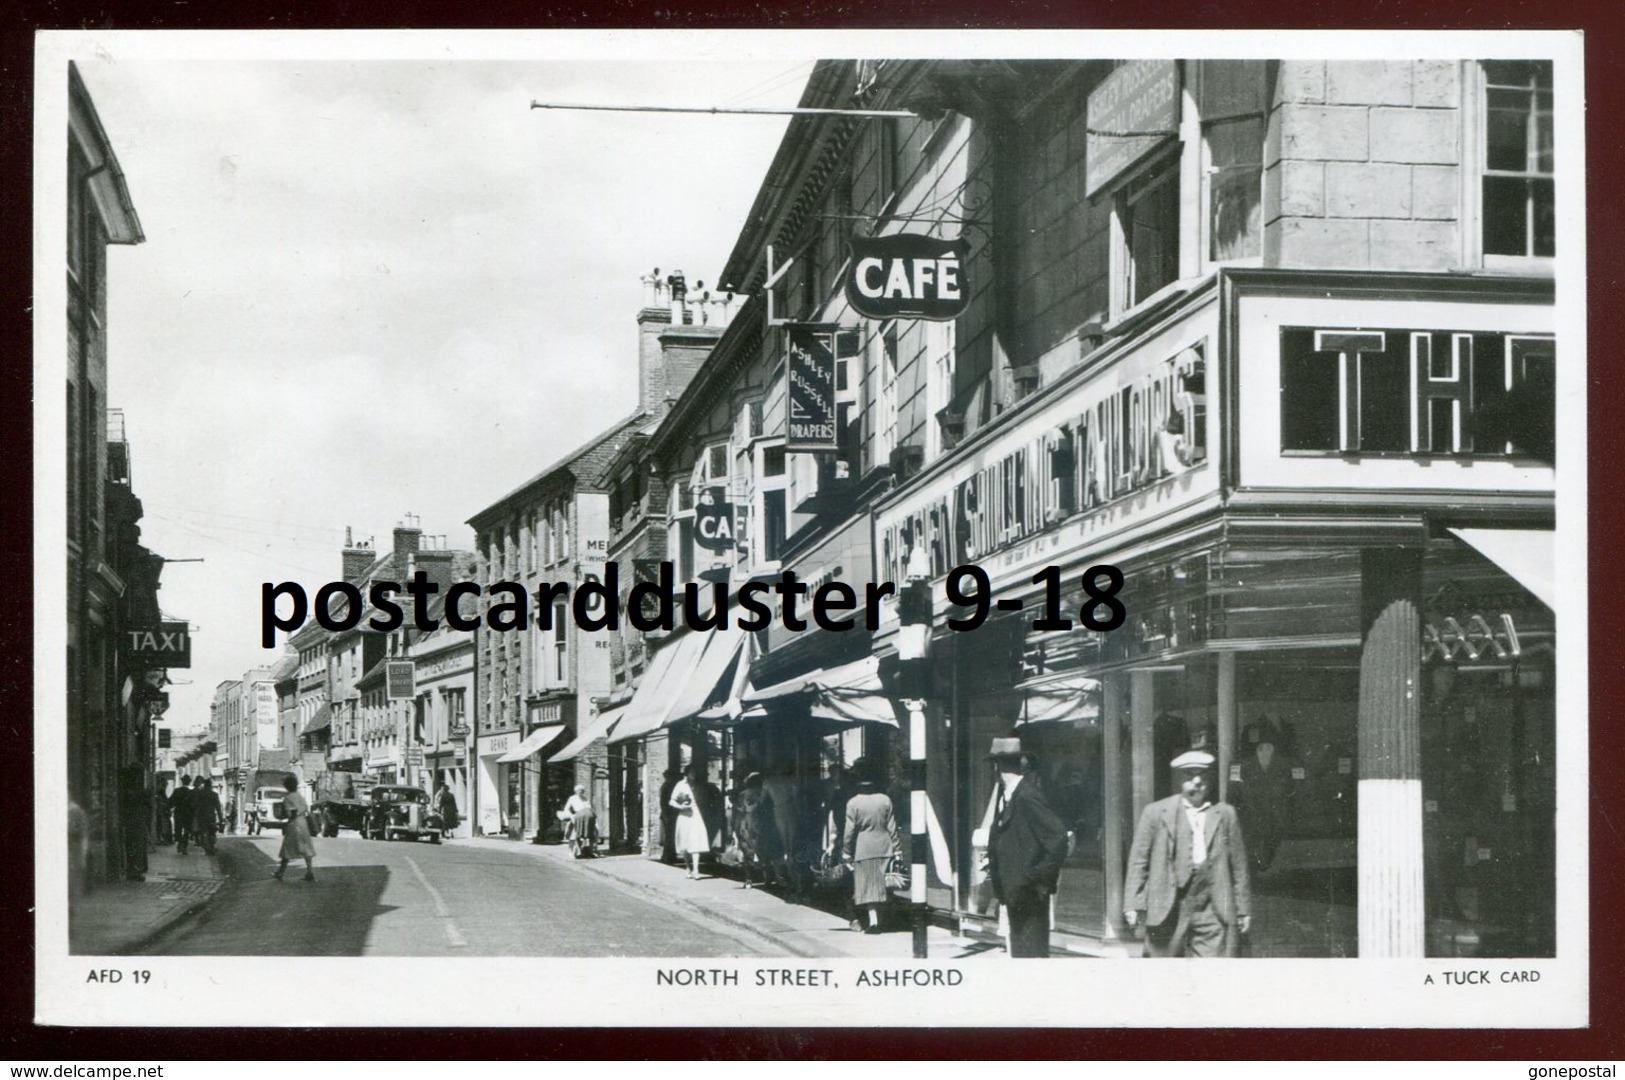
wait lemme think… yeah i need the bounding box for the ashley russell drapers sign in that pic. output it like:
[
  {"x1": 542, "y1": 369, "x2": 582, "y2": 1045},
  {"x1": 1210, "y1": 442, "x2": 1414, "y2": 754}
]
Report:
[{"x1": 785, "y1": 323, "x2": 840, "y2": 451}]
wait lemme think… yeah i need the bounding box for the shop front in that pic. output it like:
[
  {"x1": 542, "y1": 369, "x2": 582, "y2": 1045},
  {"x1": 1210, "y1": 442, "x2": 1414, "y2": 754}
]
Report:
[
  {"x1": 497, "y1": 709, "x2": 569, "y2": 841},
  {"x1": 609, "y1": 624, "x2": 752, "y2": 857},
  {"x1": 873, "y1": 269, "x2": 1557, "y2": 957},
  {"x1": 474, "y1": 728, "x2": 517, "y2": 837}
]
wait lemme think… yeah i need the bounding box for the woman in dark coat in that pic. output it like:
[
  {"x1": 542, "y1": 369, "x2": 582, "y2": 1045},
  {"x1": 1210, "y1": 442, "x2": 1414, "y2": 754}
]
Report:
[
  {"x1": 841, "y1": 759, "x2": 900, "y2": 933},
  {"x1": 736, "y1": 772, "x2": 785, "y2": 889}
]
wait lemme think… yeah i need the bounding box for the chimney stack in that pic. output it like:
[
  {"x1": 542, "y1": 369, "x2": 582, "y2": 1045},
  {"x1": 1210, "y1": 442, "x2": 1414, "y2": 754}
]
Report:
[
  {"x1": 393, "y1": 519, "x2": 423, "y2": 578},
  {"x1": 341, "y1": 526, "x2": 374, "y2": 581}
]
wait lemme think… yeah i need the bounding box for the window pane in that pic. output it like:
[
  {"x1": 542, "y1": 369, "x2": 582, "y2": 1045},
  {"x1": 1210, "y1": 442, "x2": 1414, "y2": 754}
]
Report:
[
  {"x1": 763, "y1": 489, "x2": 787, "y2": 563},
  {"x1": 1208, "y1": 117, "x2": 1263, "y2": 261},
  {"x1": 1128, "y1": 168, "x2": 1180, "y2": 304},
  {"x1": 763, "y1": 445, "x2": 786, "y2": 477},
  {"x1": 1532, "y1": 177, "x2": 1555, "y2": 257},
  {"x1": 1485, "y1": 89, "x2": 1531, "y2": 171},
  {"x1": 1483, "y1": 60, "x2": 1551, "y2": 89},
  {"x1": 1482, "y1": 175, "x2": 1530, "y2": 256}
]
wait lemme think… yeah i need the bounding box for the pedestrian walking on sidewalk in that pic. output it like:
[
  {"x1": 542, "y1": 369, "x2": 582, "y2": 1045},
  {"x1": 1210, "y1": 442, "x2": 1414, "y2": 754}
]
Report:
[
  {"x1": 564, "y1": 784, "x2": 596, "y2": 858},
  {"x1": 193, "y1": 779, "x2": 222, "y2": 856},
  {"x1": 657, "y1": 769, "x2": 681, "y2": 864},
  {"x1": 736, "y1": 772, "x2": 785, "y2": 890},
  {"x1": 273, "y1": 775, "x2": 318, "y2": 882},
  {"x1": 156, "y1": 780, "x2": 173, "y2": 845},
  {"x1": 670, "y1": 765, "x2": 712, "y2": 879},
  {"x1": 1124, "y1": 750, "x2": 1251, "y2": 957},
  {"x1": 984, "y1": 737, "x2": 1069, "y2": 958},
  {"x1": 436, "y1": 783, "x2": 460, "y2": 838},
  {"x1": 225, "y1": 796, "x2": 238, "y2": 835},
  {"x1": 842, "y1": 758, "x2": 900, "y2": 934},
  {"x1": 169, "y1": 776, "x2": 195, "y2": 854}
]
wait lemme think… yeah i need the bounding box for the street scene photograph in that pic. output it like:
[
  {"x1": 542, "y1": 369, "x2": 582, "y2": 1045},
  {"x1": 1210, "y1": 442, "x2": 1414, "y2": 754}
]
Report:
[{"x1": 37, "y1": 29, "x2": 1586, "y2": 1027}]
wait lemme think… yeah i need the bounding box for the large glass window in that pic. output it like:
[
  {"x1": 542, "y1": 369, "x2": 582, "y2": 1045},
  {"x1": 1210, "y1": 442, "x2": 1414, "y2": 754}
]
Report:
[
  {"x1": 1481, "y1": 60, "x2": 1554, "y2": 259},
  {"x1": 1118, "y1": 158, "x2": 1181, "y2": 310}
]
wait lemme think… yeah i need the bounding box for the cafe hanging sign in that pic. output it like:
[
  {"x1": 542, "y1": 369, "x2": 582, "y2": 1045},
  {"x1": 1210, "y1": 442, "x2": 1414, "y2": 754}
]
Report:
[{"x1": 844, "y1": 234, "x2": 969, "y2": 321}]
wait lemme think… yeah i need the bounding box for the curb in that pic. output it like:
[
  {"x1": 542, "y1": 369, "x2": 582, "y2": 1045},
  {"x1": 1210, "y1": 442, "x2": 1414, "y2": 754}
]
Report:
[
  {"x1": 542, "y1": 851, "x2": 828, "y2": 958},
  {"x1": 108, "y1": 850, "x2": 231, "y2": 956}
]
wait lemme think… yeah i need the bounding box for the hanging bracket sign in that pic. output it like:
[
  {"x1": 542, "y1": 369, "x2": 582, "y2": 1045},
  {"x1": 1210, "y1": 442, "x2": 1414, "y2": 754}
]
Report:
[
  {"x1": 845, "y1": 234, "x2": 969, "y2": 321},
  {"x1": 785, "y1": 323, "x2": 841, "y2": 452},
  {"x1": 385, "y1": 660, "x2": 416, "y2": 700}
]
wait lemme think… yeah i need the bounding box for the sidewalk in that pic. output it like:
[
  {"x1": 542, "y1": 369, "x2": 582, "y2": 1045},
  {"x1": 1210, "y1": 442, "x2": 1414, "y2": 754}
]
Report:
[
  {"x1": 68, "y1": 841, "x2": 230, "y2": 955},
  {"x1": 513, "y1": 840, "x2": 1009, "y2": 960}
]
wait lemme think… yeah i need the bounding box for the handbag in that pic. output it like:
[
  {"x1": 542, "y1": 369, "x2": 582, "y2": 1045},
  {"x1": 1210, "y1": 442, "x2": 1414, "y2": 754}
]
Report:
[
  {"x1": 884, "y1": 856, "x2": 910, "y2": 893},
  {"x1": 810, "y1": 851, "x2": 850, "y2": 888}
]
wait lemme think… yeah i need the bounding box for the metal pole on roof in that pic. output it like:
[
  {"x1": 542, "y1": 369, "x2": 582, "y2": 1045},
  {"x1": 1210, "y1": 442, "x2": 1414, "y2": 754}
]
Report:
[{"x1": 529, "y1": 101, "x2": 918, "y2": 119}]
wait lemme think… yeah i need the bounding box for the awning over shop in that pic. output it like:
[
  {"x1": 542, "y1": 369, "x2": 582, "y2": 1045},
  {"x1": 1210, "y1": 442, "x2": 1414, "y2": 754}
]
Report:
[
  {"x1": 740, "y1": 655, "x2": 901, "y2": 728},
  {"x1": 609, "y1": 629, "x2": 711, "y2": 743},
  {"x1": 1448, "y1": 527, "x2": 1555, "y2": 610},
  {"x1": 495, "y1": 723, "x2": 566, "y2": 763},
  {"x1": 1016, "y1": 672, "x2": 1102, "y2": 726},
  {"x1": 611, "y1": 626, "x2": 751, "y2": 742},
  {"x1": 548, "y1": 706, "x2": 627, "y2": 764}
]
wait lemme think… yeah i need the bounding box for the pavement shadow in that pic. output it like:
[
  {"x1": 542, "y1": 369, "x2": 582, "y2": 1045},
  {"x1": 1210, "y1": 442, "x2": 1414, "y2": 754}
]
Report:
[{"x1": 184, "y1": 840, "x2": 398, "y2": 957}]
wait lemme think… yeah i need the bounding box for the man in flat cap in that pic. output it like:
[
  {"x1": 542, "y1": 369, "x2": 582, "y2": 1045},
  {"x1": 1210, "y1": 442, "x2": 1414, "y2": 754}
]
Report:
[
  {"x1": 1124, "y1": 749, "x2": 1252, "y2": 957},
  {"x1": 985, "y1": 737, "x2": 1070, "y2": 958}
]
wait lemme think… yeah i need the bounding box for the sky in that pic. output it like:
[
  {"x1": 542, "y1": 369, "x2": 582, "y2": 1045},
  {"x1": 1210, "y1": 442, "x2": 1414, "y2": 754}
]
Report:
[{"x1": 69, "y1": 40, "x2": 811, "y2": 733}]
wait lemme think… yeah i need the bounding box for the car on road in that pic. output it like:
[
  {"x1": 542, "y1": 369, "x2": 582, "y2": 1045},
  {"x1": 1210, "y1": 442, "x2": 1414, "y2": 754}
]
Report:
[
  {"x1": 364, "y1": 785, "x2": 444, "y2": 843},
  {"x1": 248, "y1": 785, "x2": 290, "y2": 834},
  {"x1": 312, "y1": 771, "x2": 374, "y2": 837}
]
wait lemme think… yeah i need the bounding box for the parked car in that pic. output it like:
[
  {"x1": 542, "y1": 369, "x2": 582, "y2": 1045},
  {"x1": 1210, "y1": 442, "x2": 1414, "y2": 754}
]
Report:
[
  {"x1": 248, "y1": 785, "x2": 290, "y2": 834},
  {"x1": 364, "y1": 785, "x2": 443, "y2": 843}
]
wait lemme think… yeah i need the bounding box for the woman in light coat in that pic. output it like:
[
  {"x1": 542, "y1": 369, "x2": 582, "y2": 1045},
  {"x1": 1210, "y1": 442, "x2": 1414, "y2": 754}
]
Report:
[
  {"x1": 670, "y1": 765, "x2": 712, "y2": 879},
  {"x1": 273, "y1": 775, "x2": 317, "y2": 882},
  {"x1": 842, "y1": 759, "x2": 900, "y2": 933}
]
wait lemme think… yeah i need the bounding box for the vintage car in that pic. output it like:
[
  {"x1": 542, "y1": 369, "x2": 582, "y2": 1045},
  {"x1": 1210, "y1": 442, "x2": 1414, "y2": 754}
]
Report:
[
  {"x1": 312, "y1": 772, "x2": 374, "y2": 837},
  {"x1": 364, "y1": 785, "x2": 444, "y2": 843}
]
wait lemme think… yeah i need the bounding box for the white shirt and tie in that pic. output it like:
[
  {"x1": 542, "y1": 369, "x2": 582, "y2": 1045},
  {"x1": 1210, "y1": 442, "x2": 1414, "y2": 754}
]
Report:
[{"x1": 1182, "y1": 801, "x2": 1211, "y2": 866}]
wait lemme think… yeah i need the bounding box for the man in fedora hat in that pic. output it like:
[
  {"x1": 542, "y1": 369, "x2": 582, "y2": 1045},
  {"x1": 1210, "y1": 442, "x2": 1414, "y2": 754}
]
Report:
[
  {"x1": 1124, "y1": 749, "x2": 1252, "y2": 957},
  {"x1": 984, "y1": 736, "x2": 1070, "y2": 958}
]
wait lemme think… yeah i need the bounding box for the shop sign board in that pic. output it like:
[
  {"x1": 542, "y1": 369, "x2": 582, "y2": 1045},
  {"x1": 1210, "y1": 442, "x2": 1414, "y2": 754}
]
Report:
[
  {"x1": 122, "y1": 622, "x2": 191, "y2": 668},
  {"x1": 481, "y1": 733, "x2": 514, "y2": 758},
  {"x1": 385, "y1": 661, "x2": 415, "y2": 700},
  {"x1": 875, "y1": 307, "x2": 1218, "y2": 594},
  {"x1": 784, "y1": 323, "x2": 839, "y2": 451},
  {"x1": 1234, "y1": 285, "x2": 1555, "y2": 494},
  {"x1": 844, "y1": 234, "x2": 969, "y2": 321},
  {"x1": 406, "y1": 747, "x2": 424, "y2": 766},
  {"x1": 694, "y1": 486, "x2": 734, "y2": 553},
  {"x1": 765, "y1": 512, "x2": 873, "y2": 652},
  {"x1": 1086, "y1": 60, "x2": 1181, "y2": 196}
]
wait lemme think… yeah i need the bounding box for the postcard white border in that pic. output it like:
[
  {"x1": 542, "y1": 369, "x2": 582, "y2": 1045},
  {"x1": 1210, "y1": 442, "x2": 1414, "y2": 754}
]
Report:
[{"x1": 34, "y1": 27, "x2": 1588, "y2": 1029}]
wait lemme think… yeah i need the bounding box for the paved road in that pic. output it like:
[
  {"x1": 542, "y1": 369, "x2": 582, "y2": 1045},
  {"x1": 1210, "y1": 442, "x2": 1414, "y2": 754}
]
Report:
[{"x1": 134, "y1": 834, "x2": 778, "y2": 958}]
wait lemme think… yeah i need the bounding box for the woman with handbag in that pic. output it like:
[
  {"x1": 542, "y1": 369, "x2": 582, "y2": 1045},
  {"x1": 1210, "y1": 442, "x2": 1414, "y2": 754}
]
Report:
[
  {"x1": 273, "y1": 775, "x2": 317, "y2": 882},
  {"x1": 670, "y1": 765, "x2": 711, "y2": 880},
  {"x1": 841, "y1": 758, "x2": 900, "y2": 933}
]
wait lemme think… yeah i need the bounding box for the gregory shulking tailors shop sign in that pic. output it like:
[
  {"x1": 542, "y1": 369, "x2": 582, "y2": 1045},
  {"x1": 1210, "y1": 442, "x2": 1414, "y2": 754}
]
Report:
[{"x1": 875, "y1": 303, "x2": 1218, "y2": 596}]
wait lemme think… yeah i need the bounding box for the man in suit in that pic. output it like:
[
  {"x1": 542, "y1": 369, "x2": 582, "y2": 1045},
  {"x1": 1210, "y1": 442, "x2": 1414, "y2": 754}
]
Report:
[
  {"x1": 985, "y1": 737, "x2": 1070, "y2": 958},
  {"x1": 169, "y1": 775, "x2": 195, "y2": 854},
  {"x1": 1124, "y1": 750, "x2": 1252, "y2": 957}
]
